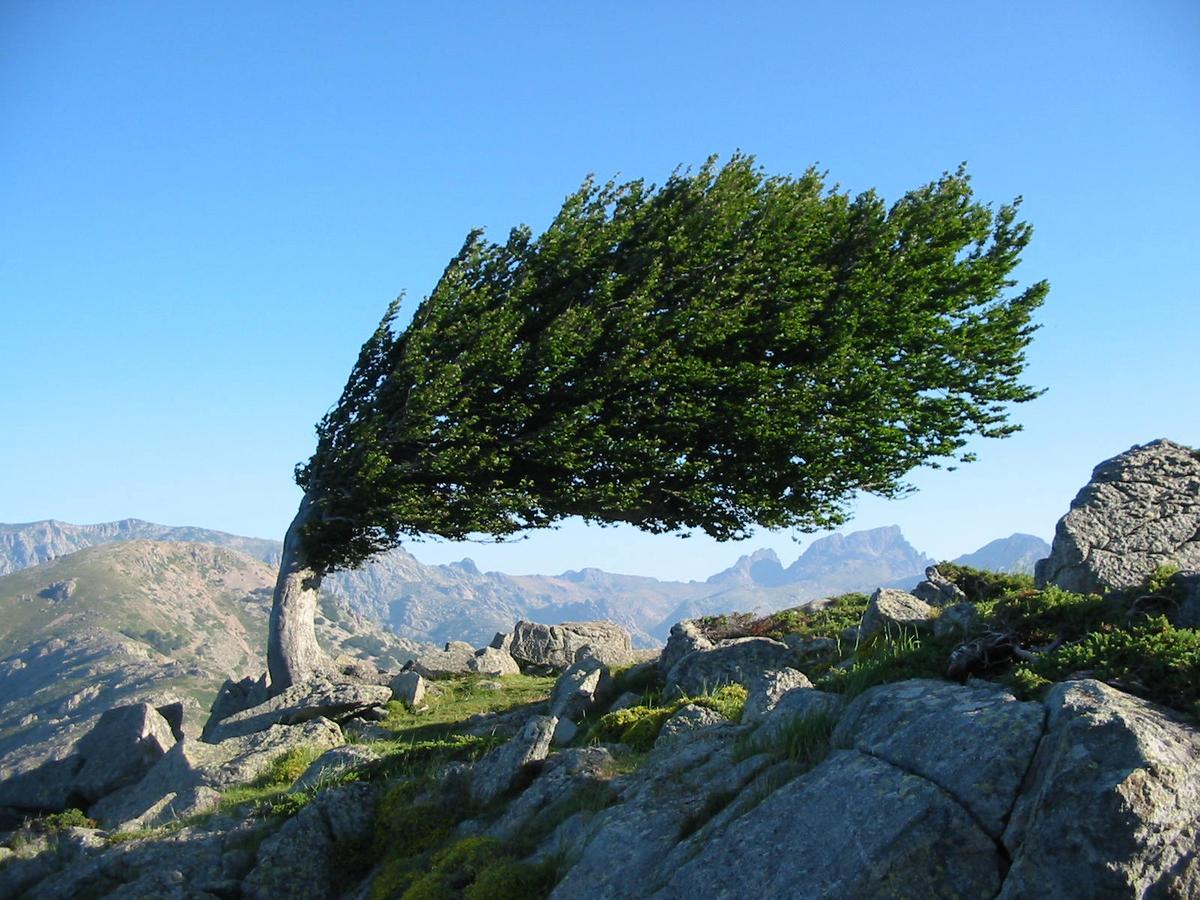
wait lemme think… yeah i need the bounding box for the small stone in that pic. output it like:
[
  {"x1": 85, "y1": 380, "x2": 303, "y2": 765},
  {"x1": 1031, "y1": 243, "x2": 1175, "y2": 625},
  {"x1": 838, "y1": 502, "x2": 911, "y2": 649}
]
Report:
[
  {"x1": 389, "y1": 671, "x2": 426, "y2": 707},
  {"x1": 859, "y1": 588, "x2": 935, "y2": 638}
]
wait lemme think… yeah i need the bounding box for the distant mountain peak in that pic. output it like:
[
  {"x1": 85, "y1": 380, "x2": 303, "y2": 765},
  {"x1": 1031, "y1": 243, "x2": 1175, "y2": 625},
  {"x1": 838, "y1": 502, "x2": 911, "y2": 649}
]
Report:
[{"x1": 951, "y1": 533, "x2": 1050, "y2": 574}]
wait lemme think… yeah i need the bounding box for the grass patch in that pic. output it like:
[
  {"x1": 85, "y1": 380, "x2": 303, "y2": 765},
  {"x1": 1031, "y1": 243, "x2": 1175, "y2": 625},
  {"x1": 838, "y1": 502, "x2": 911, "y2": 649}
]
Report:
[
  {"x1": 218, "y1": 744, "x2": 324, "y2": 817},
  {"x1": 818, "y1": 627, "x2": 957, "y2": 699},
  {"x1": 392, "y1": 835, "x2": 558, "y2": 900},
  {"x1": 736, "y1": 706, "x2": 840, "y2": 770},
  {"x1": 380, "y1": 674, "x2": 556, "y2": 741},
  {"x1": 586, "y1": 684, "x2": 747, "y2": 752},
  {"x1": 693, "y1": 594, "x2": 870, "y2": 644}
]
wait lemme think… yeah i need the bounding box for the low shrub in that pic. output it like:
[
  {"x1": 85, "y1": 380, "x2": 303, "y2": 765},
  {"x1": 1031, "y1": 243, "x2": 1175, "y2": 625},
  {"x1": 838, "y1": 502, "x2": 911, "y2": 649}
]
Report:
[
  {"x1": 935, "y1": 563, "x2": 1034, "y2": 603},
  {"x1": 38, "y1": 808, "x2": 96, "y2": 832},
  {"x1": 1022, "y1": 616, "x2": 1200, "y2": 713},
  {"x1": 987, "y1": 585, "x2": 1117, "y2": 644}
]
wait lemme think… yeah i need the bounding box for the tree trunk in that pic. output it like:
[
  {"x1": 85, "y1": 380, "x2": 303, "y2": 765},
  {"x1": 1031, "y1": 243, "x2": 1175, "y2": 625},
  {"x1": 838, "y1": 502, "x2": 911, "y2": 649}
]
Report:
[{"x1": 267, "y1": 494, "x2": 330, "y2": 692}]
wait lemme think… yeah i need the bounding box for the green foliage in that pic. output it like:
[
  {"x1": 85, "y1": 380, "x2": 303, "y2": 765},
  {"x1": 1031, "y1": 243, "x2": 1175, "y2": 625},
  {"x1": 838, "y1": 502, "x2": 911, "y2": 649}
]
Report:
[
  {"x1": 463, "y1": 858, "x2": 558, "y2": 900},
  {"x1": 587, "y1": 684, "x2": 747, "y2": 751},
  {"x1": 391, "y1": 836, "x2": 557, "y2": 900},
  {"x1": 371, "y1": 780, "x2": 469, "y2": 899},
  {"x1": 294, "y1": 155, "x2": 1046, "y2": 574},
  {"x1": 988, "y1": 586, "x2": 1116, "y2": 644},
  {"x1": 37, "y1": 808, "x2": 96, "y2": 832},
  {"x1": 1148, "y1": 564, "x2": 1182, "y2": 597},
  {"x1": 819, "y1": 627, "x2": 957, "y2": 699},
  {"x1": 768, "y1": 593, "x2": 870, "y2": 641},
  {"x1": 739, "y1": 707, "x2": 841, "y2": 770},
  {"x1": 592, "y1": 705, "x2": 674, "y2": 752},
  {"x1": 610, "y1": 661, "x2": 663, "y2": 698},
  {"x1": 692, "y1": 684, "x2": 748, "y2": 722},
  {"x1": 1023, "y1": 617, "x2": 1200, "y2": 711},
  {"x1": 934, "y1": 563, "x2": 1034, "y2": 602}
]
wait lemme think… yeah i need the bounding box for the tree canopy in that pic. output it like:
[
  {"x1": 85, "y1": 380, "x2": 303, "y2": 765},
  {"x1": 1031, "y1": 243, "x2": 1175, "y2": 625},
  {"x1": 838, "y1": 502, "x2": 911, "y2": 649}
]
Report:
[{"x1": 294, "y1": 155, "x2": 1046, "y2": 575}]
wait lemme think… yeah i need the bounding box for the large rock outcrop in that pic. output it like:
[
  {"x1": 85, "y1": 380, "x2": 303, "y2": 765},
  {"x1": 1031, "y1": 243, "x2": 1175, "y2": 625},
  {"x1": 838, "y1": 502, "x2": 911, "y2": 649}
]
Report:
[
  {"x1": 91, "y1": 717, "x2": 343, "y2": 829},
  {"x1": 1036, "y1": 439, "x2": 1200, "y2": 594},
  {"x1": 505, "y1": 620, "x2": 633, "y2": 672},
  {"x1": 1000, "y1": 679, "x2": 1200, "y2": 898},
  {"x1": 203, "y1": 678, "x2": 390, "y2": 742}
]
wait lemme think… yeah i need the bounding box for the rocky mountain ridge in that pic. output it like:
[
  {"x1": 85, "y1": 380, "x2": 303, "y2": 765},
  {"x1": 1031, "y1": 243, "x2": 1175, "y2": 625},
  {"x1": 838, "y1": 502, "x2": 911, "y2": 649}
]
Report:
[
  {"x1": 0, "y1": 519, "x2": 1048, "y2": 649},
  {"x1": 0, "y1": 541, "x2": 424, "y2": 784}
]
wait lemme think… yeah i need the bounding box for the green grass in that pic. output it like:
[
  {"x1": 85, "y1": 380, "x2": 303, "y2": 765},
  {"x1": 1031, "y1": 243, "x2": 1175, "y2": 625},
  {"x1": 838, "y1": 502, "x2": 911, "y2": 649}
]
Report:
[
  {"x1": 379, "y1": 674, "x2": 556, "y2": 741},
  {"x1": 218, "y1": 744, "x2": 326, "y2": 816},
  {"x1": 586, "y1": 684, "x2": 747, "y2": 751},
  {"x1": 735, "y1": 706, "x2": 840, "y2": 769},
  {"x1": 817, "y1": 627, "x2": 958, "y2": 699}
]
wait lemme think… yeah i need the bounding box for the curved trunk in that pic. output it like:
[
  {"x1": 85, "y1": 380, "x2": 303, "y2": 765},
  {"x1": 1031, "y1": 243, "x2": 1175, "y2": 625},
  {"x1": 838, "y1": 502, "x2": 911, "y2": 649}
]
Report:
[{"x1": 267, "y1": 494, "x2": 330, "y2": 692}]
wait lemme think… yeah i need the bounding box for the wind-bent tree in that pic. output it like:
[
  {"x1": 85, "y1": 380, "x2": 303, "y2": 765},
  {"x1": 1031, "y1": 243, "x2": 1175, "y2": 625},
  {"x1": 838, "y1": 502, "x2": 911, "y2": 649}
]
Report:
[{"x1": 268, "y1": 155, "x2": 1047, "y2": 690}]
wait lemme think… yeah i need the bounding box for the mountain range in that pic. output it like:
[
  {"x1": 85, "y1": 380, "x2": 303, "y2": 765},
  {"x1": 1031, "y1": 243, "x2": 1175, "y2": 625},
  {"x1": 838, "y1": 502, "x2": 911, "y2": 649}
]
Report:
[
  {"x1": 0, "y1": 518, "x2": 1049, "y2": 648},
  {"x1": 0, "y1": 539, "x2": 421, "y2": 781}
]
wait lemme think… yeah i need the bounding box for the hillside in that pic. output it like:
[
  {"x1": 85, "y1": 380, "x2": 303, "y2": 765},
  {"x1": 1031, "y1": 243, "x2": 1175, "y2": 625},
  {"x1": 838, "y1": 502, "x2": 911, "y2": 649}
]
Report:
[
  {"x1": 0, "y1": 520, "x2": 1049, "y2": 649},
  {"x1": 0, "y1": 541, "x2": 424, "y2": 781}
]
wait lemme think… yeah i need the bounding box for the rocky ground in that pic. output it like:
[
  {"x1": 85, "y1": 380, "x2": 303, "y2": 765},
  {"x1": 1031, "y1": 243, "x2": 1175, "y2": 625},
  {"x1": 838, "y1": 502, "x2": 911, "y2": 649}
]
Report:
[{"x1": 0, "y1": 438, "x2": 1197, "y2": 898}]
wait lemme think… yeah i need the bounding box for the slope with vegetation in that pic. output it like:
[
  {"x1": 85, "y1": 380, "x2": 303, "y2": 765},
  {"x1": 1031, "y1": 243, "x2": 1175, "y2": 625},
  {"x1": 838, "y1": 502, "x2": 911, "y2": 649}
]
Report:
[
  {"x1": 0, "y1": 541, "x2": 423, "y2": 782},
  {"x1": 3, "y1": 558, "x2": 1194, "y2": 898}
]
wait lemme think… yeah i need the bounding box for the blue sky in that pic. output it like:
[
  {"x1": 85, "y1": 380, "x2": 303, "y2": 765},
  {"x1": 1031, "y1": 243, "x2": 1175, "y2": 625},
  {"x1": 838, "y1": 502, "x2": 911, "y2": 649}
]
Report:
[{"x1": 2, "y1": 2, "x2": 1197, "y2": 580}]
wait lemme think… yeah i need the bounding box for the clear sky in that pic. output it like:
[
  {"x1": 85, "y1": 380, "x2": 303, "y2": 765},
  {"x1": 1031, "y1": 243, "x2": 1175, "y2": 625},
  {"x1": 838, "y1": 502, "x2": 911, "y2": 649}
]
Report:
[{"x1": 2, "y1": 2, "x2": 1197, "y2": 581}]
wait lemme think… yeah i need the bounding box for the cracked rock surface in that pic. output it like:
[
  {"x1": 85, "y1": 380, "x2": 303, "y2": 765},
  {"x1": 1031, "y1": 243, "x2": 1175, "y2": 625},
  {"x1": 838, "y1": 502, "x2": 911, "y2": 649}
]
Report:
[{"x1": 1036, "y1": 438, "x2": 1200, "y2": 594}]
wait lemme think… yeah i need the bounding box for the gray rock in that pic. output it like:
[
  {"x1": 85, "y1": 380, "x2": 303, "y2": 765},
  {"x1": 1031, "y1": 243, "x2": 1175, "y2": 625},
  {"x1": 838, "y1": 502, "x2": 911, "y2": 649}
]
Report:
[
  {"x1": 469, "y1": 646, "x2": 521, "y2": 676},
  {"x1": 741, "y1": 668, "x2": 814, "y2": 724},
  {"x1": 1176, "y1": 570, "x2": 1200, "y2": 628},
  {"x1": 0, "y1": 755, "x2": 83, "y2": 812},
  {"x1": 659, "y1": 620, "x2": 714, "y2": 676},
  {"x1": 489, "y1": 747, "x2": 616, "y2": 843},
  {"x1": 932, "y1": 601, "x2": 981, "y2": 637},
  {"x1": 754, "y1": 687, "x2": 843, "y2": 744},
  {"x1": 860, "y1": 588, "x2": 935, "y2": 637},
  {"x1": 205, "y1": 674, "x2": 270, "y2": 736},
  {"x1": 551, "y1": 717, "x2": 578, "y2": 747},
  {"x1": 550, "y1": 658, "x2": 614, "y2": 722},
  {"x1": 469, "y1": 715, "x2": 557, "y2": 806},
  {"x1": 999, "y1": 679, "x2": 1200, "y2": 898},
  {"x1": 72, "y1": 703, "x2": 177, "y2": 803},
  {"x1": 204, "y1": 678, "x2": 390, "y2": 741},
  {"x1": 289, "y1": 745, "x2": 380, "y2": 793},
  {"x1": 655, "y1": 704, "x2": 727, "y2": 748},
  {"x1": 488, "y1": 632, "x2": 514, "y2": 652},
  {"x1": 652, "y1": 749, "x2": 1003, "y2": 900},
  {"x1": 509, "y1": 620, "x2": 633, "y2": 672},
  {"x1": 410, "y1": 643, "x2": 477, "y2": 679},
  {"x1": 243, "y1": 782, "x2": 380, "y2": 900},
  {"x1": 8, "y1": 819, "x2": 261, "y2": 900},
  {"x1": 831, "y1": 678, "x2": 1045, "y2": 838},
  {"x1": 912, "y1": 565, "x2": 968, "y2": 606},
  {"x1": 389, "y1": 670, "x2": 426, "y2": 707},
  {"x1": 664, "y1": 636, "x2": 794, "y2": 699},
  {"x1": 550, "y1": 723, "x2": 771, "y2": 900},
  {"x1": 780, "y1": 634, "x2": 840, "y2": 665},
  {"x1": 1035, "y1": 438, "x2": 1200, "y2": 594},
  {"x1": 91, "y1": 717, "x2": 343, "y2": 829}
]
